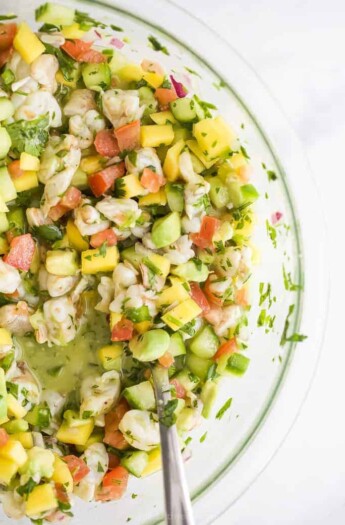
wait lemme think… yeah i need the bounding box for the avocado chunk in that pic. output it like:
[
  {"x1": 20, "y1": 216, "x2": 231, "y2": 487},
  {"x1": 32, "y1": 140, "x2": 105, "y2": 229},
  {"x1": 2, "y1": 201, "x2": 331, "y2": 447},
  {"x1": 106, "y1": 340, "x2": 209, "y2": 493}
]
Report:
[
  {"x1": 129, "y1": 329, "x2": 170, "y2": 362},
  {"x1": 171, "y1": 259, "x2": 209, "y2": 282},
  {"x1": 151, "y1": 211, "x2": 181, "y2": 248}
]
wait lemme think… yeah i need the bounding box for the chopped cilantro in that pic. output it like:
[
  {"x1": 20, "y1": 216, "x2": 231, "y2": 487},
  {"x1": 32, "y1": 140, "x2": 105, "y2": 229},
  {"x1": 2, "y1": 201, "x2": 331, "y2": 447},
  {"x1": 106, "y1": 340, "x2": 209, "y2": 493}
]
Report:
[
  {"x1": 160, "y1": 399, "x2": 178, "y2": 427},
  {"x1": 283, "y1": 265, "x2": 302, "y2": 291},
  {"x1": 216, "y1": 397, "x2": 232, "y2": 420},
  {"x1": 148, "y1": 35, "x2": 169, "y2": 55},
  {"x1": 200, "y1": 432, "x2": 208, "y2": 443},
  {"x1": 266, "y1": 220, "x2": 277, "y2": 248},
  {"x1": 6, "y1": 115, "x2": 50, "y2": 157},
  {"x1": 280, "y1": 304, "x2": 307, "y2": 346}
]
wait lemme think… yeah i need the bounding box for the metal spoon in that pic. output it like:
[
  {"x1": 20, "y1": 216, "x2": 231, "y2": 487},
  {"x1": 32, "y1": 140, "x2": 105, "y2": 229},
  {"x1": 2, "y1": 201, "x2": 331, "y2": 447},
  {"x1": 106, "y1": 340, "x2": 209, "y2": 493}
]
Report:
[{"x1": 152, "y1": 365, "x2": 195, "y2": 525}]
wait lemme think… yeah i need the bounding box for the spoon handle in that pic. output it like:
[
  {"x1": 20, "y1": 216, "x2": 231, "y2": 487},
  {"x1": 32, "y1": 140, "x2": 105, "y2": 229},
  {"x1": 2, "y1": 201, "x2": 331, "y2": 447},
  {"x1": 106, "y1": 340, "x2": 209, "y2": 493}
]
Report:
[{"x1": 152, "y1": 366, "x2": 195, "y2": 525}]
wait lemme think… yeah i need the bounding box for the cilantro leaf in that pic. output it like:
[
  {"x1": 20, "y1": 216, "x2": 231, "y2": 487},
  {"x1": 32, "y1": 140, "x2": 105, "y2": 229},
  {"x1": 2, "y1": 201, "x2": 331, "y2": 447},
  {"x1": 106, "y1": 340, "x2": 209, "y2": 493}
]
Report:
[
  {"x1": 160, "y1": 399, "x2": 178, "y2": 427},
  {"x1": 6, "y1": 115, "x2": 50, "y2": 157},
  {"x1": 148, "y1": 35, "x2": 169, "y2": 55}
]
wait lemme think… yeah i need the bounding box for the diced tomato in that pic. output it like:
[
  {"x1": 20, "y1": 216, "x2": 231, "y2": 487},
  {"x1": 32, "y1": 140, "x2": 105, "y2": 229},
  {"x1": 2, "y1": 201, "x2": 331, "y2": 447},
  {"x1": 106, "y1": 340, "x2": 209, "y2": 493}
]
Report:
[
  {"x1": 94, "y1": 129, "x2": 120, "y2": 158},
  {"x1": 4, "y1": 233, "x2": 35, "y2": 271},
  {"x1": 111, "y1": 318, "x2": 134, "y2": 342},
  {"x1": 0, "y1": 47, "x2": 13, "y2": 69},
  {"x1": 213, "y1": 337, "x2": 237, "y2": 361},
  {"x1": 141, "y1": 59, "x2": 164, "y2": 75},
  {"x1": 61, "y1": 39, "x2": 91, "y2": 59},
  {"x1": 190, "y1": 216, "x2": 221, "y2": 249},
  {"x1": 114, "y1": 120, "x2": 140, "y2": 152},
  {"x1": 108, "y1": 453, "x2": 121, "y2": 469},
  {"x1": 88, "y1": 162, "x2": 125, "y2": 197},
  {"x1": 54, "y1": 483, "x2": 70, "y2": 504},
  {"x1": 90, "y1": 229, "x2": 117, "y2": 248},
  {"x1": 0, "y1": 23, "x2": 17, "y2": 52},
  {"x1": 48, "y1": 204, "x2": 67, "y2": 221},
  {"x1": 96, "y1": 466, "x2": 129, "y2": 501},
  {"x1": 170, "y1": 378, "x2": 186, "y2": 399},
  {"x1": 0, "y1": 428, "x2": 9, "y2": 447},
  {"x1": 158, "y1": 351, "x2": 174, "y2": 368},
  {"x1": 63, "y1": 455, "x2": 90, "y2": 484},
  {"x1": 235, "y1": 287, "x2": 249, "y2": 306},
  {"x1": 190, "y1": 282, "x2": 210, "y2": 315},
  {"x1": 204, "y1": 275, "x2": 223, "y2": 306},
  {"x1": 154, "y1": 87, "x2": 178, "y2": 107},
  {"x1": 7, "y1": 160, "x2": 24, "y2": 179},
  {"x1": 78, "y1": 49, "x2": 107, "y2": 63},
  {"x1": 140, "y1": 167, "x2": 165, "y2": 193},
  {"x1": 104, "y1": 399, "x2": 130, "y2": 449},
  {"x1": 60, "y1": 187, "x2": 82, "y2": 209}
]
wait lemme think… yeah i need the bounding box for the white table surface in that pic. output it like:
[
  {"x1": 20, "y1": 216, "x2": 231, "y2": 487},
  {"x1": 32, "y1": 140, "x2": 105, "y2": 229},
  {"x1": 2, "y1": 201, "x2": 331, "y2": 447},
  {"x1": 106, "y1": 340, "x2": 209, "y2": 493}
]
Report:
[{"x1": 171, "y1": 0, "x2": 344, "y2": 523}]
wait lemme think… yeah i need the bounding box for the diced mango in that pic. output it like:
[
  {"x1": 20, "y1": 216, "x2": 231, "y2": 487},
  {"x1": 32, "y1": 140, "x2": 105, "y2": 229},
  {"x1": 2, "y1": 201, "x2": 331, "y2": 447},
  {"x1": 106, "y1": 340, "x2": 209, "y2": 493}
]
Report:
[
  {"x1": 56, "y1": 418, "x2": 94, "y2": 446},
  {"x1": 0, "y1": 327, "x2": 12, "y2": 346},
  {"x1": 110, "y1": 312, "x2": 122, "y2": 330},
  {"x1": 30, "y1": 244, "x2": 40, "y2": 274},
  {"x1": 143, "y1": 72, "x2": 164, "y2": 88},
  {"x1": 7, "y1": 394, "x2": 28, "y2": 419},
  {"x1": 81, "y1": 245, "x2": 119, "y2": 274},
  {"x1": 0, "y1": 457, "x2": 18, "y2": 485},
  {"x1": 186, "y1": 139, "x2": 217, "y2": 169},
  {"x1": 56, "y1": 70, "x2": 78, "y2": 89},
  {"x1": 52, "y1": 455, "x2": 73, "y2": 493},
  {"x1": 134, "y1": 321, "x2": 152, "y2": 334},
  {"x1": 193, "y1": 117, "x2": 236, "y2": 159},
  {"x1": 156, "y1": 281, "x2": 190, "y2": 308},
  {"x1": 13, "y1": 23, "x2": 45, "y2": 64},
  {"x1": 26, "y1": 484, "x2": 58, "y2": 517},
  {"x1": 0, "y1": 236, "x2": 9, "y2": 255},
  {"x1": 66, "y1": 219, "x2": 89, "y2": 251},
  {"x1": 118, "y1": 64, "x2": 144, "y2": 82},
  {"x1": 20, "y1": 152, "x2": 40, "y2": 171},
  {"x1": 150, "y1": 111, "x2": 176, "y2": 125},
  {"x1": 75, "y1": 430, "x2": 104, "y2": 453},
  {"x1": 141, "y1": 125, "x2": 174, "y2": 148},
  {"x1": 163, "y1": 139, "x2": 185, "y2": 181},
  {"x1": 98, "y1": 344, "x2": 123, "y2": 371},
  {"x1": 0, "y1": 439, "x2": 28, "y2": 467},
  {"x1": 142, "y1": 447, "x2": 162, "y2": 476},
  {"x1": 228, "y1": 152, "x2": 247, "y2": 170},
  {"x1": 139, "y1": 189, "x2": 167, "y2": 207},
  {"x1": 161, "y1": 298, "x2": 202, "y2": 330},
  {"x1": 13, "y1": 171, "x2": 39, "y2": 192},
  {"x1": 144, "y1": 253, "x2": 171, "y2": 279},
  {"x1": 10, "y1": 432, "x2": 33, "y2": 449},
  {"x1": 119, "y1": 174, "x2": 146, "y2": 198},
  {"x1": 61, "y1": 23, "x2": 86, "y2": 39},
  {"x1": 80, "y1": 155, "x2": 105, "y2": 174}
]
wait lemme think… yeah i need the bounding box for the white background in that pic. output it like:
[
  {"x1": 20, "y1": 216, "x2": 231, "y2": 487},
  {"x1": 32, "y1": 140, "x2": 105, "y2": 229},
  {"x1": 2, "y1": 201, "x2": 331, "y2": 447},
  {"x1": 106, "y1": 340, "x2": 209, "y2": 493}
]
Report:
[{"x1": 172, "y1": 0, "x2": 345, "y2": 523}]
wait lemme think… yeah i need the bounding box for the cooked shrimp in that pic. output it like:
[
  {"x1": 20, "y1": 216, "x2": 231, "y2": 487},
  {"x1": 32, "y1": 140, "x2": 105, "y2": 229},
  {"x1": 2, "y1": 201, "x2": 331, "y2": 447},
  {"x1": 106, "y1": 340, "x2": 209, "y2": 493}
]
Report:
[
  {"x1": 46, "y1": 274, "x2": 78, "y2": 298},
  {"x1": 80, "y1": 371, "x2": 121, "y2": 418},
  {"x1": 164, "y1": 235, "x2": 195, "y2": 265},
  {"x1": 74, "y1": 199, "x2": 110, "y2": 236},
  {"x1": 63, "y1": 89, "x2": 96, "y2": 117},
  {"x1": 96, "y1": 197, "x2": 141, "y2": 229},
  {"x1": 26, "y1": 208, "x2": 53, "y2": 228},
  {"x1": 69, "y1": 109, "x2": 106, "y2": 149},
  {"x1": 14, "y1": 90, "x2": 62, "y2": 127},
  {"x1": 102, "y1": 89, "x2": 144, "y2": 128},
  {"x1": 0, "y1": 259, "x2": 21, "y2": 294},
  {"x1": 95, "y1": 276, "x2": 114, "y2": 313},
  {"x1": 0, "y1": 301, "x2": 33, "y2": 336},
  {"x1": 125, "y1": 147, "x2": 163, "y2": 175},
  {"x1": 30, "y1": 54, "x2": 59, "y2": 93}
]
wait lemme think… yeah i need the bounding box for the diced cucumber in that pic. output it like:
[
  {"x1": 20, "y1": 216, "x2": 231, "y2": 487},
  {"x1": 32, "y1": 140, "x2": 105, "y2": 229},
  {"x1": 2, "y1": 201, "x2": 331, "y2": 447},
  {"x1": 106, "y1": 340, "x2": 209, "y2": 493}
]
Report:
[
  {"x1": 121, "y1": 246, "x2": 143, "y2": 270},
  {"x1": 170, "y1": 98, "x2": 196, "y2": 123},
  {"x1": 0, "y1": 213, "x2": 9, "y2": 234},
  {"x1": 0, "y1": 167, "x2": 17, "y2": 202},
  {"x1": 200, "y1": 380, "x2": 219, "y2": 418},
  {"x1": 6, "y1": 207, "x2": 26, "y2": 236},
  {"x1": 165, "y1": 183, "x2": 184, "y2": 213},
  {"x1": 174, "y1": 369, "x2": 200, "y2": 392},
  {"x1": 121, "y1": 451, "x2": 149, "y2": 478},
  {"x1": 139, "y1": 86, "x2": 158, "y2": 116},
  {"x1": 123, "y1": 381, "x2": 156, "y2": 411},
  {"x1": 168, "y1": 333, "x2": 186, "y2": 357},
  {"x1": 189, "y1": 325, "x2": 219, "y2": 359},
  {"x1": 0, "y1": 128, "x2": 11, "y2": 158},
  {"x1": 129, "y1": 329, "x2": 170, "y2": 362},
  {"x1": 0, "y1": 98, "x2": 14, "y2": 121},
  {"x1": 151, "y1": 211, "x2": 181, "y2": 249},
  {"x1": 35, "y1": 2, "x2": 75, "y2": 25},
  {"x1": 46, "y1": 250, "x2": 78, "y2": 276},
  {"x1": 241, "y1": 184, "x2": 259, "y2": 204},
  {"x1": 2, "y1": 418, "x2": 29, "y2": 434},
  {"x1": 82, "y1": 63, "x2": 111, "y2": 92},
  {"x1": 171, "y1": 259, "x2": 209, "y2": 283},
  {"x1": 192, "y1": 96, "x2": 207, "y2": 121},
  {"x1": 186, "y1": 352, "x2": 212, "y2": 381},
  {"x1": 226, "y1": 353, "x2": 250, "y2": 375},
  {"x1": 206, "y1": 175, "x2": 230, "y2": 209}
]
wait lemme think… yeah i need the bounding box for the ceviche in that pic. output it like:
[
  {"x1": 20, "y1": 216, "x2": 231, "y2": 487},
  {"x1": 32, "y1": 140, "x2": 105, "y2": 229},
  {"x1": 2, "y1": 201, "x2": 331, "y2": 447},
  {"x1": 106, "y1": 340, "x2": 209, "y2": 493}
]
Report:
[{"x1": 0, "y1": 4, "x2": 259, "y2": 523}]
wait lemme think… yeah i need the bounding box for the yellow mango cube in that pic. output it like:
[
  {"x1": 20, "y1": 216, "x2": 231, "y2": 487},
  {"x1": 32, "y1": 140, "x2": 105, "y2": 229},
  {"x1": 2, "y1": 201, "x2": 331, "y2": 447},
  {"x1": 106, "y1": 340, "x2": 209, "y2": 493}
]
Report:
[
  {"x1": 0, "y1": 439, "x2": 28, "y2": 467},
  {"x1": 134, "y1": 321, "x2": 152, "y2": 334},
  {"x1": 144, "y1": 253, "x2": 171, "y2": 278},
  {"x1": 118, "y1": 64, "x2": 144, "y2": 82},
  {"x1": 110, "y1": 312, "x2": 122, "y2": 330},
  {"x1": 163, "y1": 139, "x2": 185, "y2": 181},
  {"x1": 80, "y1": 155, "x2": 104, "y2": 174},
  {"x1": 0, "y1": 457, "x2": 19, "y2": 485},
  {"x1": 62, "y1": 23, "x2": 85, "y2": 39},
  {"x1": 10, "y1": 432, "x2": 33, "y2": 449},
  {"x1": 52, "y1": 456, "x2": 73, "y2": 493},
  {"x1": 0, "y1": 327, "x2": 12, "y2": 346},
  {"x1": 186, "y1": 139, "x2": 217, "y2": 169},
  {"x1": 98, "y1": 344, "x2": 123, "y2": 370},
  {"x1": 26, "y1": 484, "x2": 58, "y2": 517},
  {"x1": 7, "y1": 394, "x2": 28, "y2": 419},
  {"x1": 193, "y1": 116, "x2": 236, "y2": 159},
  {"x1": 56, "y1": 419, "x2": 94, "y2": 446},
  {"x1": 150, "y1": 111, "x2": 176, "y2": 125},
  {"x1": 139, "y1": 189, "x2": 167, "y2": 207},
  {"x1": 56, "y1": 70, "x2": 78, "y2": 89},
  {"x1": 13, "y1": 171, "x2": 38, "y2": 193},
  {"x1": 141, "y1": 125, "x2": 174, "y2": 148},
  {"x1": 143, "y1": 72, "x2": 164, "y2": 88},
  {"x1": 161, "y1": 298, "x2": 202, "y2": 330},
  {"x1": 156, "y1": 281, "x2": 190, "y2": 308},
  {"x1": 20, "y1": 152, "x2": 40, "y2": 171},
  {"x1": 119, "y1": 174, "x2": 146, "y2": 198},
  {"x1": 66, "y1": 220, "x2": 89, "y2": 251},
  {"x1": 81, "y1": 246, "x2": 119, "y2": 274},
  {"x1": 75, "y1": 430, "x2": 104, "y2": 453},
  {"x1": 142, "y1": 447, "x2": 162, "y2": 477},
  {"x1": 14, "y1": 23, "x2": 45, "y2": 64}
]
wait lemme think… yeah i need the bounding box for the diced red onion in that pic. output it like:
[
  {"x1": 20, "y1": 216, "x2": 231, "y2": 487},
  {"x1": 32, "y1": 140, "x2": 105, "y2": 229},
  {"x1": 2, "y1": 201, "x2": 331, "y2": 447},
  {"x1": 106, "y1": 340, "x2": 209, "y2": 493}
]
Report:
[
  {"x1": 271, "y1": 211, "x2": 283, "y2": 224},
  {"x1": 170, "y1": 74, "x2": 187, "y2": 98},
  {"x1": 94, "y1": 29, "x2": 102, "y2": 39},
  {"x1": 110, "y1": 37, "x2": 124, "y2": 49}
]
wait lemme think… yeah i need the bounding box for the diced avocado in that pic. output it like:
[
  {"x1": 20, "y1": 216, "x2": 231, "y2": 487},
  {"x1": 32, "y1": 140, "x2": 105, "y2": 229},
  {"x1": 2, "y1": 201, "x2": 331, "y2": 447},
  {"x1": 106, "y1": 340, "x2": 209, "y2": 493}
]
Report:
[
  {"x1": 162, "y1": 298, "x2": 202, "y2": 331},
  {"x1": 151, "y1": 211, "x2": 181, "y2": 248},
  {"x1": 2, "y1": 418, "x2": 29, "y2": 434},
  {"x1": 168, "y1": 332, "x2": 186, "y2": 357},
  {"x1": 121, "y1": 245, "x2": 143, "y2": 269},
  {"x1": 35, "y1": 2, "x2": 75, "y2": 25},
  {"x1": 71, "y1": 167, "x2": 88, "y2": 190},
  {"x1": 189, "y1": 325, "x2": 219, "y2": 359},
  {"x1": 193, "y1": 116, "x2": 236, "y2": 159},
  {"x1": 98, "y1": 344, "x2": 123, "y2": 371},
  {"x1": 121, "y1": 450, "x2": 149, "y2": 477},
  {"x1": 13, "y1": 23, "x2": 45, "y2": 64},
  {"x1": 140, "y1": 125, "x2": 174, "y2": 148},
  {"x1": 81, "y1": 245, "x2": 119, "y2": 274},
  {"x1": 46, "y1": 249, "x2": 78, "y2": 276},
  {"x1": 0, "y1": 368, "x2": 8, "y2": 425},
  {"x1": 200, "y1": 380, "x2": 219, "y2": 418},
  {"x1": 123, "y1": 381, "x2": 156, "y2": 411},
  {"x1": 170, "y1": 98, "x2": 196, "y2": 123},
  {"x1": 186, "y1": 352, "x2": 212, "y2": 381},
  {"x1": 206, "y1": 175, "x2": 230, "y2": 209},
  {"x1": 19, "y1": 446, "x2": 54, "y2": 477},
  {"x1": 173, "y1": 369, "x2": 200, "y2": 392},
  {"x1": 26, "y1": 483, "x2": 58, "y2": 517},
  {"x1": 163, "y1": 139, "x2": 185, "y2": 182},
  {"x1": 0, "y1": 128, "x2": 11, "y2": 158},
  {"x1": 82, "y1": 63, "x2": 111, "y2": 91},
  {"x1": 226, "y1": 353, "x2": 250, "y2": 375},
  {"x1": 129, "y1": 329, "x2": 170, "y2": 362},
  {"x1": 0, "y1": 167, "x2": 17, "y2": 202},
  {"x1": 165, "y1": 182, "x2": 184, "y2": 213},
  {"x1": 171, "y1": 259, "x2": 209, "y2": 282},
  {"x1": 0, "y1": 98, "x2": 14, "y2": 122}
]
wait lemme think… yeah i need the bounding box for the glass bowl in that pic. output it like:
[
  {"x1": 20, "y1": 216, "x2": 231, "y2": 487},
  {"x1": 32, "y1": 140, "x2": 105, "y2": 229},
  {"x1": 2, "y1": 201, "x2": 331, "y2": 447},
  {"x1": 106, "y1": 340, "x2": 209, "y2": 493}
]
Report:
[{"x1": 1, "y1": 1, "x2": 328, "y2": 524}]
